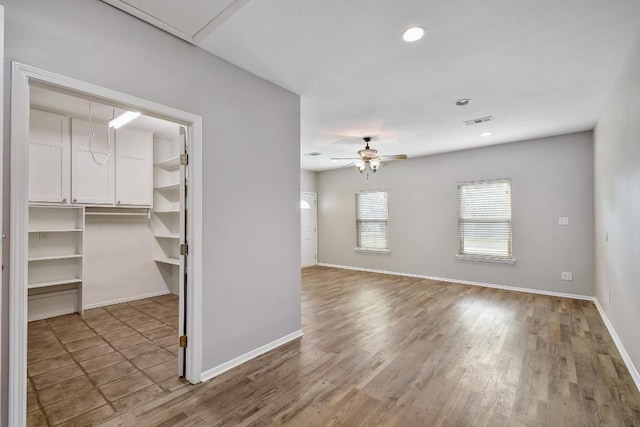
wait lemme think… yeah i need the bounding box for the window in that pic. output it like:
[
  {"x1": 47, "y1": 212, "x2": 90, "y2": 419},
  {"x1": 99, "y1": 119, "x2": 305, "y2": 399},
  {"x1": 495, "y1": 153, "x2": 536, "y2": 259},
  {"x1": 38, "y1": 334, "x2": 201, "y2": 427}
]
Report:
[
  {"x1": 356, "y1": 190, "x2": 389, "y2": 252},
  {"x1": 457, "y1": 179, "x2": 513, "y2": 261}
]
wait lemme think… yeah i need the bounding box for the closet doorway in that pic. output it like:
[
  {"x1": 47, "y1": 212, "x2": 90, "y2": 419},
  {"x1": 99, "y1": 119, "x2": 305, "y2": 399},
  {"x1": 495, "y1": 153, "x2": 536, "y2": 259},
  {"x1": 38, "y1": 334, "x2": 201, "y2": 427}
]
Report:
[{"x1": 9, "y1": 63, "x2": 203, "y2": 427}]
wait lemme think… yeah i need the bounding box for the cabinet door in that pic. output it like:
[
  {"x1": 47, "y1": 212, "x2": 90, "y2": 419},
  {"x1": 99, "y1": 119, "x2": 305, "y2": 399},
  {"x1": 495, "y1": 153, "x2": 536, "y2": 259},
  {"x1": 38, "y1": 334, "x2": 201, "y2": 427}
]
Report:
[
  {"x1": 115, "y1": 128, "x2": 153, "y2": 206},
  {"x1": 71, "y1": 118, "x2": 115, "y2": 205},
  {"x1": 29, "y1": 110, "x2": 70, "y2": 203}
]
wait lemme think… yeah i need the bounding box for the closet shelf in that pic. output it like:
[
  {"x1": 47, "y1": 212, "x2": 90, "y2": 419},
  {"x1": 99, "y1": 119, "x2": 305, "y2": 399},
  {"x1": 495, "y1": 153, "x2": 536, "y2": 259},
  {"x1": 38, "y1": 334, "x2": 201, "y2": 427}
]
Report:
[
  {"x1": 154, "y1": 183, "x2": 180, "y2": 191},
  {"x1": 154, "y1": 156, "x2": 181, "y2": 171},
  {"x1": 154, "y1": 234, "x2": 179, "y2": 239},
  {"x1": 28, "y1": 278, "x2": 82, "y2": 289},
  {"x1": 29, "y1": 254, "x2": 83, "y2": 262},
  {"x1": 29, "y1": 229, "x2": 82, "y2": 233},
  {"x1": 154, "y1": 257, "x2": 180, "y2": 266},
  {"x1": 154, "y1": 209, "x2": 180, "y2": 214},
  {"x1": 85, "y1": 212, "x2": 149, "y2": 216}
]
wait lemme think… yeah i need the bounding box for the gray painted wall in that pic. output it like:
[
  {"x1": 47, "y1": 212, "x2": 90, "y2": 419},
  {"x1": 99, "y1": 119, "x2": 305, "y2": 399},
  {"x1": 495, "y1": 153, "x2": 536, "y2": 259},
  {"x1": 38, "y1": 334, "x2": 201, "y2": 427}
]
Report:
[
  {"x1": 1, "y1": 0, "x2": 301, "y2": 418},
  {"x1": 318, "y1": 132, "x2": 595, "y2": 296},
  {"x1": 594, "y1": 32, "x2": 640, "y2": 378},
  {"x1": 301, "y1": 169, "x2": 317, "y2": 193}
]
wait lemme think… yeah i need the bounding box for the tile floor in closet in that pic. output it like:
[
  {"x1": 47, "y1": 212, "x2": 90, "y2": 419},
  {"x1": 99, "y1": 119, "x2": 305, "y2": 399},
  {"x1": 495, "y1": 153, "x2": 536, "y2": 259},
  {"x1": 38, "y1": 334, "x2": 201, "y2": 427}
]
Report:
[{"x1": 27, "y1": 294, "x2": 187, "y2": 426}]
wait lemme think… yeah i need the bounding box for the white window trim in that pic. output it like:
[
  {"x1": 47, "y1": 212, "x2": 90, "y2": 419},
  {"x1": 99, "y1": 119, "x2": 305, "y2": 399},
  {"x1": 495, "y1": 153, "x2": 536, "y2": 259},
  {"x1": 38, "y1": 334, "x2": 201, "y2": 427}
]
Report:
[
  {"x1": 355, "y1": 189, "x2": 389, "y2": 253},
  {"x1": 457, "y1": 178, "x2": 514, "y2": 262}
]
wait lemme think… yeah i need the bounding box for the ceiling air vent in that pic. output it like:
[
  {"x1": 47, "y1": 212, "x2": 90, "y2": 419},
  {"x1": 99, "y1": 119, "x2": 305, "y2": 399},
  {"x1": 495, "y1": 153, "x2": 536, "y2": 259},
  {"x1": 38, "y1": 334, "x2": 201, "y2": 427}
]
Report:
[
  {"x1": 305, "y1": 152, "x2": 322, "y2": 156},
  {"x1": 463, "y1": 116, "x2": 494, "y2": 126}
]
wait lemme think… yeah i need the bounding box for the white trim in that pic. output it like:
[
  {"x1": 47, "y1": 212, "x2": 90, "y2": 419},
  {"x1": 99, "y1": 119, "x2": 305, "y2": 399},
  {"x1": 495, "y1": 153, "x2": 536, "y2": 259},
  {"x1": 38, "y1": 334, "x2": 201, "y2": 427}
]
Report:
[
  {"x1": 9, "y1": 62, "x2": 204, "y2": 427},
  {"x1": 354, "y1": 248, "x2": 390, "y2": 255},
  {"x1": 83, "y1": 290, "x2": 170, "y2": 310},
  {"x1": 200, "y1": 330, "x2": 304, "y2": 383},
  {"x1": 593, "y1": 299, "x2": 640, "y2": 392},
  {"x1": 316, "y1": 263, "x2": 594, "y2": 300},
  {"x1": 456, "y1": 254, "x2": 516, "y2": 264}
]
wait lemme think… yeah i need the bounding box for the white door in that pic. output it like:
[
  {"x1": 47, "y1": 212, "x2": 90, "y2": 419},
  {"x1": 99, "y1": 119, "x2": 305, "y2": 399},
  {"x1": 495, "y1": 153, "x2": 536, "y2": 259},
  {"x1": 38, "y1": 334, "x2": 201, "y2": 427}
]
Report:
[
  {"x1": 71, "y1": 117, "x2": 115, "y2": 204},
  {"x1": 115, "y1": 127, "x2": 153, "y2": 206},
  {"x1": 300, "y1": 192, "x2": 317, "y2": 267},
  {"x1": 28, "y1": 109, "x2": 71, "y2": 203}
]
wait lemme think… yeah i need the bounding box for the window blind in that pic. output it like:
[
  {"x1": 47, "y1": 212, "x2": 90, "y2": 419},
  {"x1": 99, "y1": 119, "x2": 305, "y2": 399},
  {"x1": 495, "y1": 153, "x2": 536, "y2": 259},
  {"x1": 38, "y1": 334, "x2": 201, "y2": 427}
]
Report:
[
  {"x1": 458, "y1": 179, "x2": 512, "y2": 258},
  {"x1": 356, "y1": 190, "x2": 388, "y2": 250}
]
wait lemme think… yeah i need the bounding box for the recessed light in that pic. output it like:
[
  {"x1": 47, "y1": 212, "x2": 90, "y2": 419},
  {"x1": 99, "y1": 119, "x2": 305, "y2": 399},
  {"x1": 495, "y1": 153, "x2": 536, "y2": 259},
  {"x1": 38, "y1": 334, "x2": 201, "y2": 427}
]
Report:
[
  {"x1": 402, "y1": 26, "x2": 425, "y2": 42},
  {"x1": 455, "y1": 98, "x2": 471, "y2": 106},
  {"x1": 480, "y1": 131, "x2": 493, "y2": 137}
]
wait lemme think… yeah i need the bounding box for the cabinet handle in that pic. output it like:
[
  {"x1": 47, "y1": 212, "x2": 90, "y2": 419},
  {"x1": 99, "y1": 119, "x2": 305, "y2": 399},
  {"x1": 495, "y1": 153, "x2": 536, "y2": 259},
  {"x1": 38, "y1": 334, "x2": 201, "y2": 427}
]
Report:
[
  {"x1": 62, "y1": 198, "x2": 67, "y2": 203},
  {"x1": 117, "y1": 201, "x2": 121, "y2": 204},
  {"x1": 73, "y1": 199, "x2": 77, "y2": 203}
]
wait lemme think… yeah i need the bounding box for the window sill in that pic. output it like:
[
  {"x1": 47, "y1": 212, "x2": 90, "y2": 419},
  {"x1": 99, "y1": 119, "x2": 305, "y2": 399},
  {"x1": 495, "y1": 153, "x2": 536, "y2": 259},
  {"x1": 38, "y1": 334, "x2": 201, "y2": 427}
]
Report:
[
  {"x1": 354, "y1": 248, "x2": 390, "y2": 255},
  {"x1": 456, "y1": 254, "x2": 516, "y2": 264}
]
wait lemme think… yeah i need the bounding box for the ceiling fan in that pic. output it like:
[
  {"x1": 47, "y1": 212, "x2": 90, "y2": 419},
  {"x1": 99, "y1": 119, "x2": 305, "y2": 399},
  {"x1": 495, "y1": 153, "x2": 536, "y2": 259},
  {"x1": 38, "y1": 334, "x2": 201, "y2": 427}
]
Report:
[{"x1": 331, "y1": 137, "x2": 407, "y2": 175}]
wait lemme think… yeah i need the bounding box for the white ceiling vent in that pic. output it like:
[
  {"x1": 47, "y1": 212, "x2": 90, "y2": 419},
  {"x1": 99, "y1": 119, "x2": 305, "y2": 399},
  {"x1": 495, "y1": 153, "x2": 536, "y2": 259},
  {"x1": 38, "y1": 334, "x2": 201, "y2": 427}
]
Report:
[{"x1": 463, "y1": 116, "x2": 494, "y2": 126}]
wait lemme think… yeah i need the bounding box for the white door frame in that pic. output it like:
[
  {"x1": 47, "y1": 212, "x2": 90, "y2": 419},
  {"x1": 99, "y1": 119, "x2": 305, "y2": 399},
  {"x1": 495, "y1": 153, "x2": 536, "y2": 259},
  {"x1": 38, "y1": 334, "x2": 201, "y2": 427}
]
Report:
[
  {"x1": 9, "y1": 62, "x2": 204, "y2": 426},
  {"x1": 300, "y1": 191, "x2": 317, "y2": 267}
]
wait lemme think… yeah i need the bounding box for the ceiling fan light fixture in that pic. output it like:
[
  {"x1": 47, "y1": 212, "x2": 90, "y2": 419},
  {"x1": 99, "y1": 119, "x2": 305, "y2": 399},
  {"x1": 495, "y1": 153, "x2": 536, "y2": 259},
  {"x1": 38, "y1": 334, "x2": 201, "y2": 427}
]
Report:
[
  {"x1": 355, "y1": 160, "x2": 366, "y2": 173},
  {"x1": 402, "y1": 26, "x2": 425, "y2": 42},
  {"x1": 369, "y1": 158, "x2": 381, "y2": 172}
]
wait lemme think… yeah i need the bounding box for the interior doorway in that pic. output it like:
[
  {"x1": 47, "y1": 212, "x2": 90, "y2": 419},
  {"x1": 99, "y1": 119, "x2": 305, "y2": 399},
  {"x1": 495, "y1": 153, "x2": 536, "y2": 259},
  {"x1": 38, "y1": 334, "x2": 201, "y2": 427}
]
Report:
[
  {"x1": 300, "y1": 192, "x2": 317, "y2": 267},
  {"x1": 9, "y1": 63, "x2": 203, "y2": 426}
]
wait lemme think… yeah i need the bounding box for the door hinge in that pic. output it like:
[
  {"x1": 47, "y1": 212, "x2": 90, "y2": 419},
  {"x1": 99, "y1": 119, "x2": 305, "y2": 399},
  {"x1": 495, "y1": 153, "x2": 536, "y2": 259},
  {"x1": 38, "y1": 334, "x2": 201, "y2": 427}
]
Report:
[
  {"x1": 179, "y1": 335, "x2": 188, "y2": 348},
  {"x1": 180, "y1": 153, "x2": 188, "y2": 166},
  {"x1": 180, "y1": 244, "x2": 189, "y2": 256}
]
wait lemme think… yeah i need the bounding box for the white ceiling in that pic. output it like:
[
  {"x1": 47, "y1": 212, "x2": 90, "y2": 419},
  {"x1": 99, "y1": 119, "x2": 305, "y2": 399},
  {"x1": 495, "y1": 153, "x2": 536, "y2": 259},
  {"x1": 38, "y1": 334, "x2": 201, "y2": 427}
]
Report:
[
  {"x1": 30, "y1": 85, "x2": 181, "y2": 139},
  {"x1": 103, "y1": 0, "x2": 640, "y2": 171}
]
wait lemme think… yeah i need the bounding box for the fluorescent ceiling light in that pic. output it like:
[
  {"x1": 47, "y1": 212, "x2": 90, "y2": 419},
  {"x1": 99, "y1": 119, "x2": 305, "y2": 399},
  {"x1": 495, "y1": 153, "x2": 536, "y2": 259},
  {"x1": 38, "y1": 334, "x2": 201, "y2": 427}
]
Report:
[
  {"x1": 109, "y1": 111, "x2": 141, "y2": 129},
  {"x1": 402, "y1": 26, "x2": 425, "y2": 42}
]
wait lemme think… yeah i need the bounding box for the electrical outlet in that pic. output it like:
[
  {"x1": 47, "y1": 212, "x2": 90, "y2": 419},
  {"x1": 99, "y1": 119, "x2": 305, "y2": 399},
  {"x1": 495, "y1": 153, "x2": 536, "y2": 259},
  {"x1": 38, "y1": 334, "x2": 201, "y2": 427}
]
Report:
[
  {"x1": 561, "y1": 272, "x2": 573, "y2": 281},
  {"x1": 558, "y1": 217, "x2": 569, "y2": 225}
]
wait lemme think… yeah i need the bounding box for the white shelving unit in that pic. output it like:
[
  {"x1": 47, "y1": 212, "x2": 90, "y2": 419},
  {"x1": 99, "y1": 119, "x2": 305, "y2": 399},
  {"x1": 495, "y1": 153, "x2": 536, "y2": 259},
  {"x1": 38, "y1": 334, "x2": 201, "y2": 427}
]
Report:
[
  {"x1": 152, "y1": 138, "x2": 182, "y2": 274},
  {"x1": 28, "y1": 205, "x2": 84, "y2": 320}
]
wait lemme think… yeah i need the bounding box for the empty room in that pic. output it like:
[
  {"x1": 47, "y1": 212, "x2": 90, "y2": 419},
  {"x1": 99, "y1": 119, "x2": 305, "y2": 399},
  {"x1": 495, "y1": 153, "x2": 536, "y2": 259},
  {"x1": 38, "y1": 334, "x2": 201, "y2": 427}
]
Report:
[{"x1": 1, "y1": 0, "x2": 640, "y2": 426}]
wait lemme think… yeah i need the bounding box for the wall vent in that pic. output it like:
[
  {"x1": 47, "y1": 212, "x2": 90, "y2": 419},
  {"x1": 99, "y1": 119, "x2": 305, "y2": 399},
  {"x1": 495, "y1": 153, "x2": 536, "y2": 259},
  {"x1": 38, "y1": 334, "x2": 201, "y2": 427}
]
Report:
[{"x1": 463, "y1": 116, "x2": 494, "y2": 126}]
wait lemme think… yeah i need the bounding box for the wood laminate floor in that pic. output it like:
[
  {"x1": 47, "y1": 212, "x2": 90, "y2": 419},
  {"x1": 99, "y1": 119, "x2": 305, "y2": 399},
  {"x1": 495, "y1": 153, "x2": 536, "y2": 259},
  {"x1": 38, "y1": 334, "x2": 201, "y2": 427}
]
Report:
[{"x1": 31, "y1": 267, "x2": 640, "y2": 426}]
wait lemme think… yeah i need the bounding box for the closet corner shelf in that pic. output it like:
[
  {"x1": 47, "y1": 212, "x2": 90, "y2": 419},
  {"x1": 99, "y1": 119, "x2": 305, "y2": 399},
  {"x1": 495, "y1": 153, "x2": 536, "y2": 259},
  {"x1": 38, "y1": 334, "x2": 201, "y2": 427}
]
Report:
[
  {"x1": 154, "y1": 156, "x2": 181, "y2": 171},
  {"x1": 29, "y1": 254, "x2": 83, "y2": 262},
  {"x1": 154, "y1": 257, "x2": 180, "y2": 266},
  {"x1": 28, "y1": 278, "x2": 82, "y2": 289},
  {"x1": 154, "y1": 234, "x2": 180, "y2": 239},
  {"x1": 154, "y1": 183, "x2": 180, "y2": 191}
]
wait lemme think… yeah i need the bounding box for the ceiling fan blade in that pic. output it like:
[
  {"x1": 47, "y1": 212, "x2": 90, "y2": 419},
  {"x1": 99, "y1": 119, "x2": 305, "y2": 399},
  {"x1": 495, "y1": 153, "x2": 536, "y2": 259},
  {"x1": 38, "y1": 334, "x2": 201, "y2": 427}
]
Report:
[
  {"x1": 330, "y1": 157, "x2": 360, "y2": 160},
  {"x1": 341, "y1": 162, "x2": 356, "y2": 168},
  {"x1": 380, "y1": 154, "x2": 408, "y2": 160}
]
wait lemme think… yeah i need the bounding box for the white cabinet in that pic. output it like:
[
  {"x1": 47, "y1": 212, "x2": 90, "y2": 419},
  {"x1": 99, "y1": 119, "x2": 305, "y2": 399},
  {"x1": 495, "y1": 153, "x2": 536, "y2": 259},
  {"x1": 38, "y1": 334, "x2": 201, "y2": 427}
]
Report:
[
  {"x1": 71, "y1": 118, "x2": 115, "y2": 205},
  {"x1": 115, "y1": 128, "x2": 153, "y2": 206},
  {"x1": 28, "y1": 109, "x2": 71, "y2": 203},
  {"x1": 28, "y1": 206, "x2": 84, "y2": 321},
  {"x1": 70, "y1": 118, "x2": 153, "y2": 207}
]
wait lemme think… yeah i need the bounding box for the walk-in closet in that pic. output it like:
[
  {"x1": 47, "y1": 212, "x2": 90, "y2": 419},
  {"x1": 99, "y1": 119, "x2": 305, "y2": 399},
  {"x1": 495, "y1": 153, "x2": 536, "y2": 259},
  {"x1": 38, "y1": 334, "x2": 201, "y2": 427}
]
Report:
[{"x1": 25, "y1": 84, "x2": 189, "y2": 424}]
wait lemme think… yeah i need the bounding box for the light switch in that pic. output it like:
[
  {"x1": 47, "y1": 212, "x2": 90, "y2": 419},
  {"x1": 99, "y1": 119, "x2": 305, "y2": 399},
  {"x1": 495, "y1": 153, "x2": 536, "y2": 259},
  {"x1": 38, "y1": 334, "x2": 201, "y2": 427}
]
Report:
[
  {"x1": 558, "y1": 217, "x2": 569, "y2": 225},
  {"x1": 561, "y1": 272, "x2": 573, "y2": 281}
]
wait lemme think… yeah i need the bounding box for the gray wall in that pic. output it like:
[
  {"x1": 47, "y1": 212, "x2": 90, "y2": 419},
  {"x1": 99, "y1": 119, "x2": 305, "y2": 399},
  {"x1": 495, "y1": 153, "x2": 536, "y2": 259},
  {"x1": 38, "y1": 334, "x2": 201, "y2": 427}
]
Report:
[
  {"x1": 594, "y1": 32, "x2": 640, "y2": 378},
  {"x1": 1, "y1": 0, "x2": 301, "y2": 418},
  {"x1": 318, "y1": 132, "x2": 595, "y2": 296},
  {"x1": 301, "y1": 169, "x2": 317, "y2": 193}
]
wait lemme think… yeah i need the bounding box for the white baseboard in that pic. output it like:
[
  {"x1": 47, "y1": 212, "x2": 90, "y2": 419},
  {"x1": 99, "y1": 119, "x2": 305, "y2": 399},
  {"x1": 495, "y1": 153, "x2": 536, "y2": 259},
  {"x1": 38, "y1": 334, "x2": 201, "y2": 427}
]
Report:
[
  {"x1": 317, "y1": 263, "x2": 593, "y2": 301},
  {"x1": 593, "y1": 298, "x2": 640, "y2": 392},
  {"x1": 200, "y1": 330, "x2": 304, "y2": 383},
  {"x1": 83, "y1": 290, "x2": 170, "y2": 310}
]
